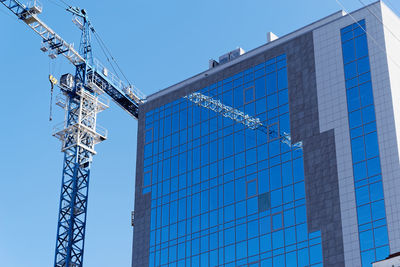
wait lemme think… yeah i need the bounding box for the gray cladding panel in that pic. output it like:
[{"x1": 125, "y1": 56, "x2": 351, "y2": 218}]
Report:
[
  {"x1": 133, "y1": 31, "x2": 345, "y2": 266},
  {"x1": 132, "y1": 114, "x2": 151, "y2": 267},
  {"x1": 287, "y1": 33, "x2": 345, "y2": 266}
]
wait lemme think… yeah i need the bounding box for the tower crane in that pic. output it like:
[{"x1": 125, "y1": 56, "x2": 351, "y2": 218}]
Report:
[
  {"x1": 1, "y1": 1, "x2": 301, "y2": 266},
  {"x1": 0, "y1": 1, "x2": 145, "y2": 266}
]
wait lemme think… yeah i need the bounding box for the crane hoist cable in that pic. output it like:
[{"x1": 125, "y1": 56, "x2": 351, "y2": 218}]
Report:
[
  {"x1": 48, "y1": 55, "x2": 62, "y2": 121},
  {"x1": 48, "y1": 74, "x2": 58, "y2": 121}
]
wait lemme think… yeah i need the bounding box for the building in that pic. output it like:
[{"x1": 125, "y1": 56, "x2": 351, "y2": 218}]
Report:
[
  {"x1": 132, "y1": 1, "x2": 400, "y2": 266},
  {"x1": 373, "y1": 252, "x2": 400, "y2": 267}
]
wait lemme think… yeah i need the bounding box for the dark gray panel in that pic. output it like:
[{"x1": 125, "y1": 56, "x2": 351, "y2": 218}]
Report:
[
  {"x1": 132, "y1": 112, "x2": 151, "y2": 267},
  {"x1": 287, "y1": 33, "x2": 345, "y2": 266}
]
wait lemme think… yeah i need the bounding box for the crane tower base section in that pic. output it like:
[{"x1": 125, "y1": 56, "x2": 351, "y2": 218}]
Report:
[{"x1": 53, "y1": 83, "x2": 108, "y2": 267}]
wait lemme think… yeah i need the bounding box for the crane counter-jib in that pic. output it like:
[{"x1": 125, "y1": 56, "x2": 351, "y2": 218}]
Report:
[{"x1": 88, "y1": 68, "x2": 144, "y2": 119}]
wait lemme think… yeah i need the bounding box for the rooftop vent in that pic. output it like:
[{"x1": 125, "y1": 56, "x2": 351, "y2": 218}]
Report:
[
  {"x1": 267, "y1": 32, "x2": 278, "y2": 43},
  {"x1": 218, "y1": 47, "x2": 245, "y2": 65},
  {"x1": 209, "y1": 59, "x2": 219, "y2": 69}
]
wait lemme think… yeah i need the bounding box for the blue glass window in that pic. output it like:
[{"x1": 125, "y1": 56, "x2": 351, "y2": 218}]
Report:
[
  {"x1": 341, "y1": 20, "x2": 389, "y2": 265},
  {"x1": 143, "y1": 54, "x2": 322, "y2": 266}
]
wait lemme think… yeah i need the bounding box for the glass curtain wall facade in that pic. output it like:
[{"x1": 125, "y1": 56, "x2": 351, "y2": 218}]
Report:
[
  {"x1": 340, "y1": 20, "x2": 389, "y2": 266},
  {"x1": 142, "y1": 55, "x2": 323, "y2": 266}
]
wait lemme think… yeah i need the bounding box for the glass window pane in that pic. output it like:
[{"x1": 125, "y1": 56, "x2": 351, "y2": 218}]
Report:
[
  {"x1": 278, "y1": 89, "x2": 288, "y2": 106},
  {"x1": 224, "y1": 244, "x2": 235, "y2": 263},
  {"x1": 376, "y1": 245, "x2": 390, "y2": 262},
  {"x1": 272, "y1": 230, "x2": 284, "y2": 249},
  {"x1": 224, "y1": 227, "x2": 235, "y2": 245},
  {"x1": 248, "y1": 220, "x2": 259, "y2": 238},
  {"x1": 297, "y1": 248, "x2": 309, "y2": 267},
  {"x1": 374, "y1": 226, "x2": 388, "y2": 247},
  {"x1": 295, "y1": 205, "x2": 306, "y2": 224},
  {"x1": 355, "y1": 34, "x2": 368, "y2": 59},
  {"x1": 293, "y1": 158, "x2": 304, "y2": 182},
  {"x1": 359, "y1": 230, "x2": 374, "y2": 251},
  {"x1": 294, "y1": 182, "x2": 305, "y2": 200},
  {"x1": 349, "y1": 110, "x2": 362, "y2": 129},
  {"x1": 260, "y1": 234, "x2": 272, "y2": 253},
  {"x1": 286, "y1": 251, "x2": 297, "y2": 267},
  {"x1": 283, "y1": 185, "x2": 294, "y2": 204},
  {"x1": 357, "y1": 204, "x2": 372, "y2": 224},
  {"x1": 342, "y1": 30, "x2": 354, "y2": 42},
  {"x1": 248, "y1": 237, "x2": 260, "y2": 256},
  {"x1": 351, "y1": 136, "x2": 366, "y2": 163},
  {"x1": 255, "y1": 98, "x2": 266, "y2": 115},
  {"x1": 346, "y1": 76, "x2": 358, "y2": 89},
  {"x1": 369, "y1": 181, "x2": 384, "y2": 202},
  {"x1": 359, "y1": 82, "x2": 373, "y2": 108},
  {"x1": 296, "y1": 223, "x2": 307, "y2": 242},
  {"x1": 236, "y1": 223, "x2": 247, "y2": 242},
  {"x1": 235, "y1": 200, "x2": 246, "y2": 219},
  {"x1": 371, "y1": 200, "x2": 386, "y2": 221},
  {"x1": 255, "y1": 77, "x2": 266, "y2": 99},
  {"x1": 266, "y1": 73, "x2": 277, "y2": 95},
  {"x1": 272, "y1": 213, "x2": 283, "y2": 230},
  {"x1": 357, "y1": 56, "x2": 370, "y2": 74},
  {"x1": 260, "y1": 215, "x2": 271, "y2": 235},
  {"x1": 362, "y1": 105, "x2": 376, "y2": 124},
  {"x1": 347, "y1": 87, "x2": 360, "y2": 112},
  {"x1": 361, "y1": 249, "x2": 375, "y2": 267},
  {"x1": 355, "y1": 186, "x2": 370, "y2": 206},
  {"x1": 236, "y1": 241, "x2": 247, "y2": 260},
  {"x1": 310, "y1": 244, "x2": 323, "y2": 264},
  {"x1": 270, "y1": 165, "x2": 282, "y2": 190},
  {"x1": 285, "y1": 226, "x2": 296, "y2": 245},
  {"x1": 367, "y1": 157, "x2": 381, "y2": 177},
  {"x1": 267, "y1": 93, "x2": 278, "y2": 110},
  {"x1": 247, "y1": 179, "x2": 257, "y2": 197},
  {"x1": 344, "y1": 61, "x2": 357, "y2": 80},
  {"x1": 245, "y1": 87, "x2": 254, "y2": 103},
  {"x1": 342, "y1": 39, "x2": 356, "y2": 64},
  {"x1": 247, "y1": 197, "x2": 258, "y2": 215},
  {"x1": 353, "y1": 161, "x2": 367, "y2": 181},
  {"x1": 235, "y1": 178, "x2": 246, "y2": 202},
  {"x1": 277, "y1": 68, "x2": 288, "y2": 90},
  {"x1": 364, "y1": 132, "x2": 379, "y2": 158},
  {"x1": 234, "y1": 85, "x2": 244, "y2": 107},
  {"x1": 284, "y1": 209, "x2": 295, "y2": 227}
]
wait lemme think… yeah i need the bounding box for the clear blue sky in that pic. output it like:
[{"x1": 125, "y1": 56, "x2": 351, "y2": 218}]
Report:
[{"x1": 0, "y1": 0, "x2": 399, "y2": 266}]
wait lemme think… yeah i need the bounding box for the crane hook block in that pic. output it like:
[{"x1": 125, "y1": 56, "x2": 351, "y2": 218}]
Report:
[{"x1": 49, "y1": 74, "x2": 58, "y2": 86}]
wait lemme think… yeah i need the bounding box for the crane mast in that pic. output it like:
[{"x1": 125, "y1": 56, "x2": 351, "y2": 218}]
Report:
[{"x1": 52, "y1": 7, "x2": 96, "y2": 267}]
